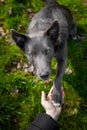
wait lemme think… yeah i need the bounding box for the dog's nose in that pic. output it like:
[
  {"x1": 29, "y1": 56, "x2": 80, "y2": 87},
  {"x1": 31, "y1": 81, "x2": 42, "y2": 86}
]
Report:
[{"x1": 40, "y1": 72, "x2": 49, "y2": 80}]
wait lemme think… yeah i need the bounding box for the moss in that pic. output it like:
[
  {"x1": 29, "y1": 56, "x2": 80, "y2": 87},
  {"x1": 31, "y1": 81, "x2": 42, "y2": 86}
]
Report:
[{"x1": 0, "y1": 0, "x2": 87, "y2": 129}]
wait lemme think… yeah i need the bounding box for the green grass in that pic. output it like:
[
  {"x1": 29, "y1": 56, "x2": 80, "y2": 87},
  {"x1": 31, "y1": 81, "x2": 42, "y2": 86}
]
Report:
[{"x1": 0, "y1": 0, "x2": 87, "y2": 130}]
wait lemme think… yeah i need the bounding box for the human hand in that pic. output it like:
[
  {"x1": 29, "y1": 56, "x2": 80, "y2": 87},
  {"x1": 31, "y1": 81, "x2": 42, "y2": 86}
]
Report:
[{"x1": 41, "y1": 86, "x2": 64, "y2": 121}]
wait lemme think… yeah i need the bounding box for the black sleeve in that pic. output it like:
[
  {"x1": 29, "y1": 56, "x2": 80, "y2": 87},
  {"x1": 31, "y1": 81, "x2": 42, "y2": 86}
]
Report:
[{"x1": 27, "y1": 113, "x2": 59, "y2": 130}]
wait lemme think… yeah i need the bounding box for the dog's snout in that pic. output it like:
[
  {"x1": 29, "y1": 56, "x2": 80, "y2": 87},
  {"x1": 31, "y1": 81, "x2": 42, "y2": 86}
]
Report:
[{"x1": 39, "y1": 72, "x2": 50, "y2": 80}]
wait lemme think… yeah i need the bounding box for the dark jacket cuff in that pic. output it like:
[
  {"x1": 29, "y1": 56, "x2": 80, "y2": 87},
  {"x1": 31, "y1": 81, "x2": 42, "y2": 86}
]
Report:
[{"x1": 28, "y1": 113, "x2": 59, "y2": 130}]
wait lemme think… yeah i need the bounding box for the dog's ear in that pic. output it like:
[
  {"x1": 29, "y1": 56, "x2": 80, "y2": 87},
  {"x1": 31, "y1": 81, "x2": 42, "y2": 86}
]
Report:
[
  {"x1": 44, "y1": 21, "x2": 59, "y2": 41},
  {"x1": 11, "y1": 29, "x2": 30, "y2": 51}
]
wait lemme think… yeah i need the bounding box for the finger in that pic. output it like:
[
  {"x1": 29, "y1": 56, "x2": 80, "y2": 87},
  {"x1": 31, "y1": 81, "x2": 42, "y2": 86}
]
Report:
[
  {"x1": 47, "y1": 94, "x2": 52, "y2": 101},
  {"x1": 47, "y1": 87, "x2": 53, "y2": 101},
  {"x1": 48, "y1": 86, "x2": 53, "y2": 98},
  {"x1": 41, "y1": 91, "x2": 46, "y2": 104}
]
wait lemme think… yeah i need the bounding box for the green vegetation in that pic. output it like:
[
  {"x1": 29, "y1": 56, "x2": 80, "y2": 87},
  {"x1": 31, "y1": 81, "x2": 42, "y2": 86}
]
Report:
[{"x1": 0, "y1": 0, "x2": 87, "y2": 129}]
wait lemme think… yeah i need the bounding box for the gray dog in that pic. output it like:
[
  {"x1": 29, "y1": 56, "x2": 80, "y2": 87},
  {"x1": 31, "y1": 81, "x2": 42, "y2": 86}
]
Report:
[{"x1": 11, "y1": 0, "x2": 78, "y2": 105}]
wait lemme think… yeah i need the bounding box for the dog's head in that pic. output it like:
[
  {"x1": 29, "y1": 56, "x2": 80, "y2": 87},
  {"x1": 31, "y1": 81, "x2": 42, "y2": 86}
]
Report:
[{"x1": 11, "y1": 21, "x2": 59, "y2": 80}]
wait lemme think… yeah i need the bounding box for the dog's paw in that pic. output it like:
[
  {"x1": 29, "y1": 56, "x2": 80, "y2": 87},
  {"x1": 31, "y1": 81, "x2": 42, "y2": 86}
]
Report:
[
  {"x1": 52, "y1": 100, "x2": 61, "y2": 107},
  {"x1": 52, "y1": 86, "x2": 65, "y2": 106},
  {"x1": 52, "y1": 86, "x2": 62, "y2": 106}
]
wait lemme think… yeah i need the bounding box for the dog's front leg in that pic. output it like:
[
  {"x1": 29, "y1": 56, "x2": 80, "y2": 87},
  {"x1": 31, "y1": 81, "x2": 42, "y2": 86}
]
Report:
[{"x1": 52, "y1": 44, "x2": 67, "y2": 105}]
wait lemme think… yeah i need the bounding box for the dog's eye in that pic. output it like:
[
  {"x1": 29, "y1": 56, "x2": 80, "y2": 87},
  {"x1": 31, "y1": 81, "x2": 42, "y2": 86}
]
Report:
[
  {"x1": 28, "y1": 52, "x2": 31, "y2": 55},
  {"x1": 28, "y1": 51, "x2": 37, "y2": 56},
  {"x1": 44, "y1": 48, "x2": 50, "y2": 55}
]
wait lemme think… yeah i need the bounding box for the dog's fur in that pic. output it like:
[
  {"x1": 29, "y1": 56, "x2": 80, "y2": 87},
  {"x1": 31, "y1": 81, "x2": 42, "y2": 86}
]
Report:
[{"x1": 11, "y1": 0, "x2": 78, "y2": 105}]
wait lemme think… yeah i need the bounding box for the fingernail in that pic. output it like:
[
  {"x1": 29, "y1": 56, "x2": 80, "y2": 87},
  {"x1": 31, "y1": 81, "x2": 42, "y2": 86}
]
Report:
[{"x1": 42, "y1": 91, "x2": 44, "y2": 94}]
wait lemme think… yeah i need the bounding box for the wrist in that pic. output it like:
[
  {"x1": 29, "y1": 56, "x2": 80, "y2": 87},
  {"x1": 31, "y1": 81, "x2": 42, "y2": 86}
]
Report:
[{"x1": 46, "y1": 110, "x2": 59, "y2": 121}]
